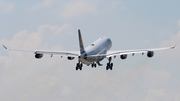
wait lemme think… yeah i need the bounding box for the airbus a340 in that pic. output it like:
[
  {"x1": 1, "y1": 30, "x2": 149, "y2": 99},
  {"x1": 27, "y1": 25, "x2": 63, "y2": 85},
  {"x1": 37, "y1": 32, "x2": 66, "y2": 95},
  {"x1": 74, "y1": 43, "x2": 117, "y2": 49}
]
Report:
[{"x1": 3, "y1": 29, "x2": 176, "y2": 70}]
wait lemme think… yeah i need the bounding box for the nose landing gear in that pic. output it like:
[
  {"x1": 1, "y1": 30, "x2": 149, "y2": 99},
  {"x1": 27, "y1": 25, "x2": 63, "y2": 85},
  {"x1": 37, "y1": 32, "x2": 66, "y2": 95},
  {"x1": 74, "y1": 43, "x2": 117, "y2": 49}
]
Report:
[{"x1": 91, "y1": 63, "x2": 96, "y2": 68}]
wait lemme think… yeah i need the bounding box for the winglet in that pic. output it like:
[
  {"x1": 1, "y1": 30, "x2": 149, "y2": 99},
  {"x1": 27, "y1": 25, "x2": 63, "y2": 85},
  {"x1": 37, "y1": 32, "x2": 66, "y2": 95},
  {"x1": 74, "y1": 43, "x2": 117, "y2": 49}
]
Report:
[
  {"x1": 78, "y1": 29, "x2": 85, "y2": 54},
  {"x1": 171, "y1": 43, "x2": 177, "y2": 49},
  {"x1": 2, "y1": 45, "x2": 8, "y2": 50}
]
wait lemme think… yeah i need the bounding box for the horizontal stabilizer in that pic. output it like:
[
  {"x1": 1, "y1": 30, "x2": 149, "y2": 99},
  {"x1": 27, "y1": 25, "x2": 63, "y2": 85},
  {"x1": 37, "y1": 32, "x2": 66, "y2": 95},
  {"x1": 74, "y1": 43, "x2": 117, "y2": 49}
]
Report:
[
  {"x1": 171, "y1": 43, "x2": 177, "y2": 49},
  {"x1": 2, "y1": 45, "x2": 7, "y2": 50}
]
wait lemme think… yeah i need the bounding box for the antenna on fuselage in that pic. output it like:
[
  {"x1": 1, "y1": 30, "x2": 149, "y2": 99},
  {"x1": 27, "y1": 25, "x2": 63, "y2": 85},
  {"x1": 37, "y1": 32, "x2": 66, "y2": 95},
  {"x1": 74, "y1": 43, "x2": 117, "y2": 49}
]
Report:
[{"x1": 78, "y1": 29, "x2": 85, "y2": 54}]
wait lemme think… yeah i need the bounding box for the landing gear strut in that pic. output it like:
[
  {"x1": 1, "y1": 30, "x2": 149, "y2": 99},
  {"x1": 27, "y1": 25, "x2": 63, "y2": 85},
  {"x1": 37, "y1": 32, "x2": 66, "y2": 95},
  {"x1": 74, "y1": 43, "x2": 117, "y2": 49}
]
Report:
[
  {"x1": 97, "y1": 61, "x2": 103, "y2": 66},
  {"x1": 106, "y1": 57, "x2": 113, "y2": 70},
  {"x1": 76, "y1": 61, "x2": 83, "y2": 70}
]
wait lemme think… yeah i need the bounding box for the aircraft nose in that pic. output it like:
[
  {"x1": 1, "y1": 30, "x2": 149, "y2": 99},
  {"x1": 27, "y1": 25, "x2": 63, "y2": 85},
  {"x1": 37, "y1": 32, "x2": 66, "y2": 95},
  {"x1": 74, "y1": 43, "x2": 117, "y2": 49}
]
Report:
[{"x1": 84, "y1": 54, "x2": 87, "y2": 59}]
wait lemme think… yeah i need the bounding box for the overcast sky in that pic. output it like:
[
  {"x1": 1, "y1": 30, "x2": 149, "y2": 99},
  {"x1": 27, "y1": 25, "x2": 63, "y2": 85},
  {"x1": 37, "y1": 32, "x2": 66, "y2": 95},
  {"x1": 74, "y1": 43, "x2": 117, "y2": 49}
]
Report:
[{"x1": 0, "y1": 0, "x2": 180, "y2": 101}]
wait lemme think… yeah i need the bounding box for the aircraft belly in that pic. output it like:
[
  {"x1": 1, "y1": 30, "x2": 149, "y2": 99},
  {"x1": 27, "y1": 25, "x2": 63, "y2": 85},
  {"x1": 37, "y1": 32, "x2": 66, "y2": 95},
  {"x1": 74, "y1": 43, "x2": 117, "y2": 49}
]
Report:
[
  {"x1": 79, "y1": 56, "x2": 105, "y2": 65},
  {"x1": 80, "y1": 58, "x2": 94, "y2": 64}
]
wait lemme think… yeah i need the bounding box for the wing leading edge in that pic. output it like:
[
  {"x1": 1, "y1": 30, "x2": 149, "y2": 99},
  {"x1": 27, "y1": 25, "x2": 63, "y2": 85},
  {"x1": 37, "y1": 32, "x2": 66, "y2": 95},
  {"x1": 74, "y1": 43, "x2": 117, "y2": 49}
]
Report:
[{"x1": 2, "y1": 45, "x2": 79, "y2": 57}]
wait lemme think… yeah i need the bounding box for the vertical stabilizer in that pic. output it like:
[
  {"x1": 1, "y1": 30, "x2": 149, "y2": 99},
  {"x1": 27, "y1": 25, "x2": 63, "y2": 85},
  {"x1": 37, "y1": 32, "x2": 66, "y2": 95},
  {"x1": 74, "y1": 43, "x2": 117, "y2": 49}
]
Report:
[{"x1": 78, "y1": 29, "x2": 85, "y2": 54}]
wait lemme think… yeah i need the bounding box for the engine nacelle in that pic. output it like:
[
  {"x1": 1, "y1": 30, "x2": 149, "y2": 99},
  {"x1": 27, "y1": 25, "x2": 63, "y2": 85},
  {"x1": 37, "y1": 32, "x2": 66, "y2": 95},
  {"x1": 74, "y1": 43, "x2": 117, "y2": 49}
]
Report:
[
  {"x1": 35, "y1": 54, "x2": 43, "y2": 59},
  {"x1": 120, "y1": 54, "x2": 127, "y2": 60},
  {"x1": 147, "y1": 51, "x2": 154, "y2": 58},
  {"x1": 67, "y1": 57, "x2": 75, "y2": 60}
]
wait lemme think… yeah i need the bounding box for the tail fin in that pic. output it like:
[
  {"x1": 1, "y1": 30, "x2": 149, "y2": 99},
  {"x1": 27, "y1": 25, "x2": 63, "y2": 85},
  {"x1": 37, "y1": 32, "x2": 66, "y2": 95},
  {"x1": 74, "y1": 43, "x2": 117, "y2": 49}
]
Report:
[{"x1": 78, "y1": 29, "x2": 85, "y2": 54}]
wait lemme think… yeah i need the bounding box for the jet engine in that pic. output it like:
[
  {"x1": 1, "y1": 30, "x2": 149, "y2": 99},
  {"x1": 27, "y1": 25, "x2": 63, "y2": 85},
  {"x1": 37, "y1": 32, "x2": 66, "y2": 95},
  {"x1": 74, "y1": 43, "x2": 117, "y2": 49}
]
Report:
[
  {"x1": 35, "y1": 54, "x2": 43, "y2": 59},
  {"x1": 67, "y1": 57, "x2": 75, "y2": 60},
  {"x1": 120, "y1": 54, "x2": 127, "y2": 60},
  {"x1": 147, "y1": 51, "x2": 154, "y2": 58}
]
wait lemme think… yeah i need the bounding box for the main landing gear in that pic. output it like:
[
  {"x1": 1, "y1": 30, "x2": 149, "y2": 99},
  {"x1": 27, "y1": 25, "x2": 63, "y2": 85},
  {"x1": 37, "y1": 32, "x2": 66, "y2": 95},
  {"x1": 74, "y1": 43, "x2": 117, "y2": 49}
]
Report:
[
  {"x1": 106, "y1": 57, "x2": 113, "y2": 70},
  {"x1": 76, "y1": 59, "x2": 113, "y2": 71},
  {"x1": 76, "y1": 61, "x2": 83, "y2": 71}
]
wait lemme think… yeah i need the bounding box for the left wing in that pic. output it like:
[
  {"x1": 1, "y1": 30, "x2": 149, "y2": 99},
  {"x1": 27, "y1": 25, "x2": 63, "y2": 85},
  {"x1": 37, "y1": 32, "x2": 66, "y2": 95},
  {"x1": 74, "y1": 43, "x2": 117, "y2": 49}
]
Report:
[
  {"x1": 106, "y1": 44, "x2": 176, "y2": 57},
  {"x1": 2, "y1": 45, "x2": 79, "y2": 57},
  {"x1": 87, "y1": 44, "x2": 176, "y2": 58}
]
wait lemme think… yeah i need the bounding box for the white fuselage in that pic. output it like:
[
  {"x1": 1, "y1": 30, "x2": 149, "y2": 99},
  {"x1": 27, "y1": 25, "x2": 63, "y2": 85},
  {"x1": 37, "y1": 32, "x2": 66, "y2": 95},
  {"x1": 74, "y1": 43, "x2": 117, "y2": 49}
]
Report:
[{"x1": 79, "y1": 36, "x2": 112, "y2": 64}]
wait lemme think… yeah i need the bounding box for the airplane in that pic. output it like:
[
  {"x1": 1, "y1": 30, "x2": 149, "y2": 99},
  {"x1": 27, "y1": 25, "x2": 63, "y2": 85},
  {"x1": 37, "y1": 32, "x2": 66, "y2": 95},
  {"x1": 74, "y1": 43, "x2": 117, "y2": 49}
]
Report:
[{"x1": 2, "y1": 29, "x2": 176, "y2": 70}]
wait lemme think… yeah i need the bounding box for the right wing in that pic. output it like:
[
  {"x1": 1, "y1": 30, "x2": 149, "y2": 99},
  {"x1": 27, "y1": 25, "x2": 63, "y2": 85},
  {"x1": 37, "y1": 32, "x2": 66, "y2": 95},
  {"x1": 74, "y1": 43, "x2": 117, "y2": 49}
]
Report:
[
  {"x1": 35, "y1": 50, "x2": 79, "y2": 57},
  {"x1": 2, "y1": 45, "x2": 80, "y2": 57}
]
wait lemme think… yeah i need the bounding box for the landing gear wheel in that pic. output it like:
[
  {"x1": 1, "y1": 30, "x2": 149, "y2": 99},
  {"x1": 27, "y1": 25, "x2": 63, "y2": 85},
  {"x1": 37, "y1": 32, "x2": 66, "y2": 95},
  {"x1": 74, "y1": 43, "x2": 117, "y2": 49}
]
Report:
[
  {"x1": 80, "y1": 63, "x2": 83, "y2": 68},
  {"x1": 76, "y1": 63, "x2": 79, "y2": 70},
  {"x1": 106, "y1": 57, "x2": 113, "y2": 70},
  {"x1": 110, "y1": 63, "x2": 113, "y2": 70},
  {"x1": 80, "y1": 63, "x2": 83, "y2": 70},
  {"x1": 106, "y1": 63, "x2": 110, "y2": 70},
  {"x1": 91, "y1": 63, "x2": 96, "y2": 68},
  {"x1": 106, "y1": 66, "x2": 109, "y2": 70},
  {"x1": 79, "y1": 66, "x2": 82, "y2": 70}
]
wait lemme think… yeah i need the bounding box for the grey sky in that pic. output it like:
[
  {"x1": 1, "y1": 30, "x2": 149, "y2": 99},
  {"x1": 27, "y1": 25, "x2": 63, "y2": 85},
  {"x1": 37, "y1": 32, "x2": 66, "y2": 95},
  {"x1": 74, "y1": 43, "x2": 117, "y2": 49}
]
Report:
[{"x1": 0, "y1": 0, "x2": 180, "y2": 101}]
